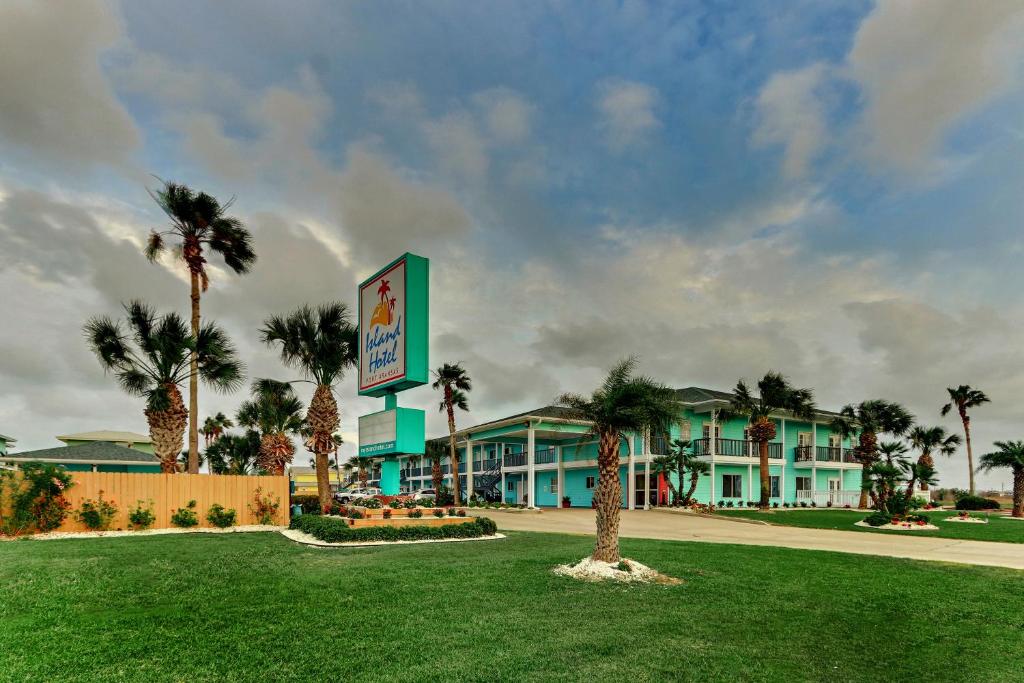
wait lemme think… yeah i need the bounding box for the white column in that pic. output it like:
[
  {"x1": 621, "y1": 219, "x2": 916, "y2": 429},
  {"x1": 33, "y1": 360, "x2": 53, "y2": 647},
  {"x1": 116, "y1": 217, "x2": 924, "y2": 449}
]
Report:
[
  {"x1": 644, "y1": 457, "x2": 651, "y2": 510},
  {"x1": 811, "y1": 420, "x2": 818, "y2": 504},
  {"x1": 527, "y1": 423, "x2": 536, "y2": 508},
  {"x1": 780, "y1": 417, "x2": 787, "y2": 503},
  {"x1": 556, "y1": 445, "x2": 565, "y2": 508},
  {"x1": 465, "y1": 439, "x2": 474, "y2": 501},
  {"x1": 748, "y1": 461, "x2": 753, "y2": 501},
  {"x1": 627, "y1": 433, "x2": 636, "y2": 510},
  {"x1": 710, "y1": 411, "x2": 718, "y2": 504}
]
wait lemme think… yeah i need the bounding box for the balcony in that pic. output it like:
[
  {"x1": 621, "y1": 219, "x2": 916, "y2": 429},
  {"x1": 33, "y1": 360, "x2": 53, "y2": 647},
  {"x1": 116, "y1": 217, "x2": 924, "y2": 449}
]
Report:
[
  {"x1": 649, "y1": 436, "x2": 670, "y2": 455},
  {"x1": 794, "y1": 446, "x2": 860, "y2": 465},
  {"x1": 504, "y1": 452, "x2": 526, "y2": 467},
  {"x1": 692, "y1": 438, "x2": 782, "y2": 459},
  {"x1": 535, "y1": 447, "x2": 557, "y2": 465}
]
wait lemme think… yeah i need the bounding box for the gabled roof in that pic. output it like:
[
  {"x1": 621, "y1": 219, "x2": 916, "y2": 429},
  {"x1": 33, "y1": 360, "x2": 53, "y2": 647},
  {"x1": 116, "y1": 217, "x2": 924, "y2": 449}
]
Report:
[
  {"x1": 675, "y1": 386, "x2": 844, "y2": 418},
  {"x1": 57, "y1": 430, "x2": 151, "y2": 444},
  {"x1": 427, "y1": 405, "x2": 586, "y2": 444},
  {"x1": 2, "y1": 441, "x2": 160, "y2": 465},
  {"x1": 0, "y1": 433, "x2": 16, "y2": 443}
]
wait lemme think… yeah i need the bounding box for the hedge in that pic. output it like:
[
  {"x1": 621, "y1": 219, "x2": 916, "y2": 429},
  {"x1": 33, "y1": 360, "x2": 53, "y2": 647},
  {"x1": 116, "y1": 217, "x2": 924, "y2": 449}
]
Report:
[
  {"x1": 289, "y1": 515, "x2": 498, "y2": 543},
  {"x1": 954, "y1": 495, "x2": 1000, "y2": 511}
]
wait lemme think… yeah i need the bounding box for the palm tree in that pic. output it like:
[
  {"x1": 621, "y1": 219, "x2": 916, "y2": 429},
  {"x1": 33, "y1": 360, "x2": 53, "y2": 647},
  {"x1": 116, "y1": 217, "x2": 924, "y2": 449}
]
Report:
[
  {"x1": 681, "y1": 459, "x2": 710, "y2": 506},
  {"x1": 831, "y1": 400, "x2": 915, "y2": 509},
  {"x1": 177, "y1": 449, "x2": 205, "y2": 472},
  {"x1": 941, "y1": 385, "x2": 990, "y2": 495},
  {"x1": 206, "y1": 431, "x2": 261, "y2": 475},
  {"x1": 977, "y1": 441, "x2": 1024, "y2": 518},
  {"x1": 432, "y1": 363, "x2": 472, "y2": 503},
  {"x1": 730, "y1": 372, "x2": 815, "y2": 509},
  {"x1": 236, "y1": 379, "x2": 305, "y2": 476},
  {"x1": 261, "y1": 303, "x2": 358, "y2": 513},
  {"x1": 908, "y1": 426, "x2": 961, "y2": 493},
  {"x1": 201, "y1": 416, "x2": 217, "y2": 449},
  {"x1": 84, "y1": 301, "x2": 243, "y2": 472},
  {"x1": 342, "y1": 456, "x2": 359, "y2": 485},
  {"x1": 878, "y1": 440, "x2": 910, "y2": 467},
  {"x1": 651, "y1": 439, "x2": 696, "y2": 506},
  {"x1": 201, "y1": 411, "x2": 234, "y2": 449},
  {"x1": 556, "y1": 357, "x2": 677, "y2": 563},
  {"x1": 903, "y1": 461, "x2": 938, "y2": 500},
  {"x1": 863, "y1": 461, "x2": 903, "y2": 512},
  {"x1": 145, "y1": 181, "x2": 256, "y2": 473},
  {"x1": 426, "y1": 440, "x2": 446, "y2": 493}
]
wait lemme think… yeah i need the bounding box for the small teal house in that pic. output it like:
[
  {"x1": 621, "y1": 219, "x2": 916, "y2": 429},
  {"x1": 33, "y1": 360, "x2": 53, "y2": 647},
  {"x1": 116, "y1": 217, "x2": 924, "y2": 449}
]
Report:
[
  {"x1": 0, "y1": 433, "x2": 15, "y2": 456},
  {"x1": 1, "y1": 430, "x2": 160, "y2": 473},
  {"x1": 396, "y1": 387, "x2": 863, "y2": 509}
]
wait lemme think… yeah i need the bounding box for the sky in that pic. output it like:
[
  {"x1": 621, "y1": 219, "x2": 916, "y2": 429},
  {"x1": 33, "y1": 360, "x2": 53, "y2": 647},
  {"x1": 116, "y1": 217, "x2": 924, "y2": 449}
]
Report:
[{"x1": 2, "y1": 0, "x2": 1024, "y2": 490}]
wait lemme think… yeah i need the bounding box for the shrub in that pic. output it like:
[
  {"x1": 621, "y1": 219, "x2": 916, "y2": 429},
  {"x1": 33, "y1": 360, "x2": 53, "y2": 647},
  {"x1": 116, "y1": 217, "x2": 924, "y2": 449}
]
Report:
[
  {"x1": 76, "y1": 491, "x2": 119, "y2": 531},
  {"x1": 772, "y1": 502, "x2": 779, "y2": 508},
  {"x1": 291, "y1": 495, "x2": 321, "y2": 515},
  {"x1": 0, "y1": 462, "x2": 74, "y2": 535},
  {"x1": 289, "y1": 515, "x2": 497, "y2": 543},
  {"x1": 383, "y1": 508, "x2": 392, "y2": 519},
  {"x1": 388, "y1": 499, "x2": 403, "y2": 509},
  {"x1": 418, "y1": 497, "x2": 435, "y2": 508},
  {"x1": 347, "y1": 508, "x2": 364, "y2": 520},
  {"x1": 171, "y1": 500, "x2": 199, "y2": 528},
  {"x1": 826, "y1": 500, "x2": 833, "y2": 508},
  {"x1": 206, "y1": 504, "x2": 236, "y2": 528},
  {"x1": 362, "y1": 497, "x2": 383, "y2": 509},
  {"x1": 435, "y1": 488, "x2": 455, "y2": 506},
  {"x1": 249, "y1": 487, "x2": 281, "y2": 525},
  {"x1": 457, "y1": 508, "x2": 467, "y2": 517},
  {"x1": 409, "y1": 508, "x2": 423, "y2": 518},
  {"x1": 403, "y1": 499, "x2": 418, "y2": 509},
  {"x1": 433, "y1": 508, "x2": 445, "y2": 518},
  {"x1": 864, "y1": 511, "x2": 891, "y2": 527},
  {"x1": 446, "y1": 507, "x2": 457, "y2": 516},
  {"x1": 955, "y1": 495, "x2": 1000, "y2": 511},
  {"x1": 128, "y1": 500, "x2": 156, "y2": 530}
]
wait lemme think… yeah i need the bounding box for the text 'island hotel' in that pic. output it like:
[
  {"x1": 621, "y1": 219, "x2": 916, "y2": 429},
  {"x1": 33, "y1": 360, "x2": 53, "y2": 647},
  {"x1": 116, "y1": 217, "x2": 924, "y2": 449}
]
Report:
[{"x1": 395, "y1": 387, "x2": 863, "y2": 508}]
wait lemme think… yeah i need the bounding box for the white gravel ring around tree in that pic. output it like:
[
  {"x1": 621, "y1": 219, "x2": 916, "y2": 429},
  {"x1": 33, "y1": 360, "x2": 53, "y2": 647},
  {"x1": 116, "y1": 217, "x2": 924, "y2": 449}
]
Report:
[{"x1": 854, "y1": 521, "x2": 939, "y2": 531}]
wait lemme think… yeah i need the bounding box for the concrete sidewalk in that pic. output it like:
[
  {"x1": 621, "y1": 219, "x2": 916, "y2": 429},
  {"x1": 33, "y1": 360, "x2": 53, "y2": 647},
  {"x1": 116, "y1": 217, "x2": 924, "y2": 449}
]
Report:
[{"x1": 472, "y1": 508, "x2": 1024, "y2": 570}]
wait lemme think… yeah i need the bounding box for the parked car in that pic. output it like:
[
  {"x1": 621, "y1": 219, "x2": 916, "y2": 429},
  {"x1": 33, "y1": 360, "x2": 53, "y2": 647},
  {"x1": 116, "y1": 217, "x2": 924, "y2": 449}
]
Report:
[
  {"x1": 335, "y1": 487, "x2": 381, "y2": 504},
  {"x1": 412, "y1": 489, "x2": 437, "y2": 502}
]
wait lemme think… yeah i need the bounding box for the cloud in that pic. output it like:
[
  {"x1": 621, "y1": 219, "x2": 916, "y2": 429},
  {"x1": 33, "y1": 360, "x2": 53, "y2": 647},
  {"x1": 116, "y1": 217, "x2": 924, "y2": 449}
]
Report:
[
  {"x1": 0, "y1": 1, "x2": 139, "y2": 170},
  {"x1": 753, "y1": 63, "x2": 830, "y2": 179},
  {"x1": 335, "y1": 146, "x2": 472, "y2": 264},
  {"x1": 847, "y1": 0, "x2": 1024, "y2": 170},
  {"x1": 595, "y1": 79, "x2": 661, "y2": 150},
  {"x1": 422, "y1": 111, "x2": 490, "y2": 181},
  {"x1": 472, "y1": 88, "x2": 534, "y2": 144}
]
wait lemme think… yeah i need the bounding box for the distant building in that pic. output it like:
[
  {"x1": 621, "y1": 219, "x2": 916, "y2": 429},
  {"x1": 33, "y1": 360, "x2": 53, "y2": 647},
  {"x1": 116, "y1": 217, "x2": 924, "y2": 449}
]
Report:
[
  {"x1": 0, "y1": 433, "x2": 15, "y2": 456},
  {"x1": 1, "y1": 430, "x2": 160, "y2": 473},
  {"x1": 289, "y1": 465, "x2": 347, "y2": 495},
  {"x1": 57, "y1": 430, "x2": 154, "y2": 453}
]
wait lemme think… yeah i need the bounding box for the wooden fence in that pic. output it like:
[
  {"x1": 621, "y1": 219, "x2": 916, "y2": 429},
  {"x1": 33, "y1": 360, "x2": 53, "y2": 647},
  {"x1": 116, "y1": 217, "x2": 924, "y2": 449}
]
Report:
[{"x1": 9, "y1": 472, "x2": 290, "y2": 532}]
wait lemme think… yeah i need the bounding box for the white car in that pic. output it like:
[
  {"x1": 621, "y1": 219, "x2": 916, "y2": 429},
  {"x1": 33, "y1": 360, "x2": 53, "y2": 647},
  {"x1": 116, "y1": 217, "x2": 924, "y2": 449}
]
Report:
[
  {"x1": 412, "y1": 489, "x2": 437, "y2": 502},
  {"x1": 335, "y1": 487, "x2": 381, "y2": 504}
]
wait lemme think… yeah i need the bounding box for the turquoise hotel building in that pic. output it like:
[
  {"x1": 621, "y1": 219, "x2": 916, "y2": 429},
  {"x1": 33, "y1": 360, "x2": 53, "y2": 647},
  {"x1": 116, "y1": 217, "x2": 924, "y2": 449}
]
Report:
[{"x1": 397, "y1": 387, "x2": 863, "y2": 509}]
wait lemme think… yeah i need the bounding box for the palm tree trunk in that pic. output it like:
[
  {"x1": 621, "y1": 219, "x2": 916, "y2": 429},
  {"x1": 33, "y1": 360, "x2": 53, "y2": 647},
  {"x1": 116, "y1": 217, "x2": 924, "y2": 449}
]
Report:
[
  {"x1": 431, "y1": 457, "x2": 443, "y2": 493},
  {"x1": 187, "y1": 270, "x2": 201, "y2": 474},
  {"x1": 1012, "y1": 465, "x2": 1023, "y2": 519},
  {"x1": 592, "y1": 429, "x2": 623, "y2": 563},
  {"x1": 918, "y1": 452, "x2": 933, "y2": 492},
  {"x1": 758, "y1": 439, "x2": 770, "y2": 509},
  {"x1": 962, "y1": 414, "x2": 975, "y2": 496},
  {"x1": 308, "y1": 384, "x2": 340, "y2": 514},
  {"x1": 446, "y1": 393, "x2": 460, "y2": 504},
  {"x1": 147, "y1": 384, "x2": 188, "y2": 474},
  {"x1": 684, "y1": 472, "x2": 700, "y2": 506}
]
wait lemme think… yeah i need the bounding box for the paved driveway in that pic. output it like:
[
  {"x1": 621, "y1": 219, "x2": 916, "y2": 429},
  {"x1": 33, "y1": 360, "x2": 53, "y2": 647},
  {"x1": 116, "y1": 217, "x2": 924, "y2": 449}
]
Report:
[{"x1": 473, "y1": 508, "x2": 1024, "y2": 570}]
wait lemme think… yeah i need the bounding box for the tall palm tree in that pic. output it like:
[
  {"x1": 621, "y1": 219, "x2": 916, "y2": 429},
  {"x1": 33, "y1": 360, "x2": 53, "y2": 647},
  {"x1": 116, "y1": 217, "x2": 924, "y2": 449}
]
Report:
[
  {"x1": 432, "y1": 363, "x2": 472, "y2": 503},
  {"x1": 236, "y1": 379, "x2": 305, "y2": 476},
  {"x1": 342, "y1": 456, "x2": 359, "y2": 485},
  {"x1": 426, "y1": 440, "x2": 447, "y2": 493},
  {"x1": 261, "y1": 303, "x2": 358, "y2": 513},
  {"x1": 831, "y1": 400, "x2": 915, "y2": 508},
  {"x1": 145, "y1": 181, "x2": 256, "y2": 473},
  {"x1": 977, "y1": 440, "x2": 1024, "y2": 518},
  {"x1": 908, "y1": 426, "x2": 961, "y2": 492},
  {"x1": 201, "y1": 416, "x2": 217, "y2": 449},
  {"x1": 206, "y1": 430, "x2": 261, "y2": 475},
  {"x1": 730, "y1": 372, "x2": 815, "y2": 509},
  {"x1": 84, "y1": 301, "x2": 243, "y2": 473},
  {"x1": 941, "y1": 385, "x2": 990, "y2": 496},
  {"x1": 557, "y1": 357, "x2": 677, "y2": 563},
  {"x1": 177, "y1": 449, "x2": 205, "y2": 472}
]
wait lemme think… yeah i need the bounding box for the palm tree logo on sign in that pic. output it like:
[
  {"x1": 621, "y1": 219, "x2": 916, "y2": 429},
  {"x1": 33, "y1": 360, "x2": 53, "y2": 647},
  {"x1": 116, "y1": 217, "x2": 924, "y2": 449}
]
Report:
[{"x1": 371, "y1": 279, "x2": 396, "y2": 328}]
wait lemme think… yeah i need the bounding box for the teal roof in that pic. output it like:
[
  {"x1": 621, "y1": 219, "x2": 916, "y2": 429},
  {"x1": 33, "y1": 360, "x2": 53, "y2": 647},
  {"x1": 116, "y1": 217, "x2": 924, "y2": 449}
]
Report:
[{"x1": 2, "y1": 441, "x2": 160, "y2": 465}]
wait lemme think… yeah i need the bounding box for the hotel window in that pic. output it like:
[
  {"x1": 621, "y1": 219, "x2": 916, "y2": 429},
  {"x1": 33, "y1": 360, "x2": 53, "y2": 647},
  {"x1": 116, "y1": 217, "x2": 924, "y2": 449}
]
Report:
[
  {"x1": 702, "y1": 424, "x2": 722, "y2": 439},
  {"x1": 828, "y1": 434, "x2": 841, "y2": 448},
  {"x1": 550, "y1": 477, "x2": 558, "y2": 494},
  {"x1": 797, "y1": 432, "x2": 812, "y2": 447},
  {"x1": 770, "y1": 476, "x2": 780, "y2": 498},
  {"x1": 585, "y1": 476, "x2": 595, "y2": 489},
  {"x1": 796, "y1": 476, "x2": 811, "y2": 493},
  {"x1": 722, "y1": 474, "x2": 742, "y2": 498},
  {"x1": 507, "y1": 480, "x2": 515, "y2": 492}
]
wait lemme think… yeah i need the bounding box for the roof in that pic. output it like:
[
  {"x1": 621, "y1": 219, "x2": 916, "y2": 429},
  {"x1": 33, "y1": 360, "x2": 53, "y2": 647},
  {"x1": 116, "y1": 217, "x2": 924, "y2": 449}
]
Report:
[
  {"x1": 675, "y1": 386, "x2": 844, "y2": 418},
  {"x1": 57, "y1": 430, "x2": 152, "y2": 444},
  {"x1": 1, "y1": 441, "x2": 160, "y2": 465},
  {"x1": 0, "y1": 433, "x2": 16, "y2": 443}
]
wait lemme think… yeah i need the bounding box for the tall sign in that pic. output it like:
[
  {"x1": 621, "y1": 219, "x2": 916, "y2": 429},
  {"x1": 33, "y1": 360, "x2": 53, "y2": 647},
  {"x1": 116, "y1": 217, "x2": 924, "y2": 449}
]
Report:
[
  {"x1": 356, "y1": 253, "x2": 429, "y2": 495},
  {"x1": 358, "y1": 253, "x2": 429, "y2": 397}
]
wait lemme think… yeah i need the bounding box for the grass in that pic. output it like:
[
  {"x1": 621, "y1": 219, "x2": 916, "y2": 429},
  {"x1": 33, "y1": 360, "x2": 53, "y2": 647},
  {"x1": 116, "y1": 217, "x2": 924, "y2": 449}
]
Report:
[
  {"x1": 715, "y1": 508, "x2": 1024, "y2": 543},
  {"x1": 2, "y1": 531, "x2": 1023, "y2": 682}
]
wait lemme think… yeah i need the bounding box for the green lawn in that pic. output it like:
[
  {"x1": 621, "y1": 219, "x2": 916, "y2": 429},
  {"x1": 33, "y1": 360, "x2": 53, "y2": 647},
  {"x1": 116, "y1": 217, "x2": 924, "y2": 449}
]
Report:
[
  {"x1": 2, "y1": 531, "x2": 1023, "y2": 682},
  {"x1": 715, "y1": 508, "x2": 1024, "y2": 543}
]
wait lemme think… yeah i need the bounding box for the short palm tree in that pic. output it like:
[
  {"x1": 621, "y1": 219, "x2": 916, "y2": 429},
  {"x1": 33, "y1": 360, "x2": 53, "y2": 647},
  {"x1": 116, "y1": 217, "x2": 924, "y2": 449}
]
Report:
[
  {"x1": 201, "y1": 412, "x2": 234, "y2": 449},
  {"x1": 730, "y1": 372, "x2": 815, "y2": 509},
  {"x1": 425, "y1": 440, "x2": 447, "y2": 493},
  {"x1": 864, "y1": 461, "x2": 903, "y2": 512},
  {"x1": 236, "y1": 379, "x2": 305, "y2": 475},
  {"x1": 557, "y1": 357, "x2": 677, "y2": 562},
  {"x1": 908, "y1": 426, "x2": 961, "y2": 492},
  {"x1": 432, "y1": 363, "x2": 472, "y2": 503},
  {"x1": 206, "y1": 431, "x2": 261, "y2": 475},
  {"x1": 651, "y1": 439, "x2": 697, "y2": 506},
  {"x1": 342, "y1": 456, "x2": 359, "y2": 485},
  {"x1": 145, "y1": 181, "x2": 256, "y2": 473},
  {"x1": 177, "y1": 449, "x2": 205, "y2": 472},
  {"x1": 261, "y1": 303, "x2": 358, "y2": 512},
  {"x1": 84, "y1": 301, "x2": 243, "y2": 472},
  {"x1": 878, "y1": 440, "x2": 910, "y2": 467},
  {"x1": 831, "y1": 400, "x2": 914, "y2": 508},
  {"x1": 941, "y1": 385, "x2": 990, "y2": 495},
  {"x1": 977, "y1": 441, "x2": 1024, "y2": 518},
  {"x1": 903, "y1": 461, "x2": 938, "y2": 500}
]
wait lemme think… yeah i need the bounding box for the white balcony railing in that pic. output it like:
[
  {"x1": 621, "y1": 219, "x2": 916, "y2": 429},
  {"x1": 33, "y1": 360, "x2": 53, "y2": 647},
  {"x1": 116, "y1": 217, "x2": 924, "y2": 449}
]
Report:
[{"x1": 795, "y1": 490, "x2": 861, "y2": 507}]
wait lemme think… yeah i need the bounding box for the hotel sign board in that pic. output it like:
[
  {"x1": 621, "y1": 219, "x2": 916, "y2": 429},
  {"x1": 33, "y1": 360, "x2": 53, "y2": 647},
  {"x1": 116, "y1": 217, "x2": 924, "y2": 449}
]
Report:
[
  {"x1": 358, "y1": 407, "x2": 426, "y2": 457},
  {"x1": 357, "y1": 253, "x2": 429, "y2": 397}
]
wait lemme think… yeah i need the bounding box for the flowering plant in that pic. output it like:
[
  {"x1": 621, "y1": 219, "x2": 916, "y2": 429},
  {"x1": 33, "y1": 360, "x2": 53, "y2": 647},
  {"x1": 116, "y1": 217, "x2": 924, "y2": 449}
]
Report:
[
  {"x1": 249, "y1": 487, "x2": 281, "y2": 525},
  {"x1": 76, "y1": 491, "x2": 119, "y2": 531}
]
